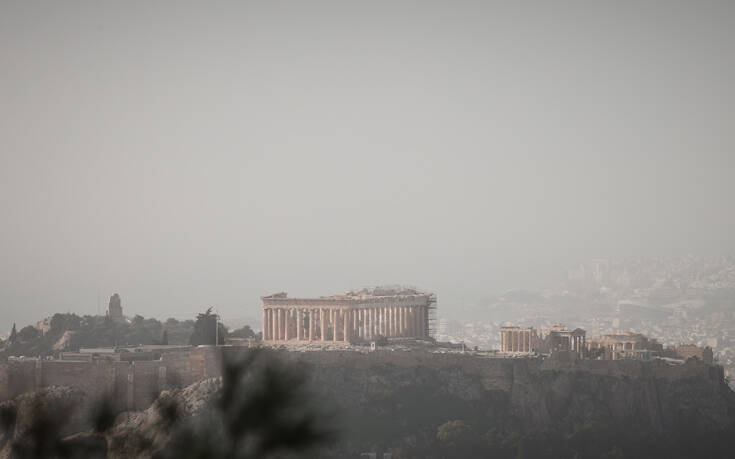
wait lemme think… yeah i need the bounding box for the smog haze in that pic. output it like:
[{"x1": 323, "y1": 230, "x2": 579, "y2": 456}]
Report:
[{"x1": 1, "y1": 0, "x2": 734, "y2": 332}]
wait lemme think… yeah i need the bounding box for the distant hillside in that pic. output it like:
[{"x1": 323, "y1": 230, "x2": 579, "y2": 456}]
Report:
[{"x1": 0, "y1": 313, "x2": 195, "y2": 360}]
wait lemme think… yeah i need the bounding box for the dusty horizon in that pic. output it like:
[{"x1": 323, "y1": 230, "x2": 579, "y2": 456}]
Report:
[{"x1": 2, "y1": 1, "x2": 734, "y2": 333}]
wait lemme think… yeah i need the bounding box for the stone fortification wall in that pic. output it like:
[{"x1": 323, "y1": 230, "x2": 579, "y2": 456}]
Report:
[
  {"x1": 39, "y1": 361, "x2": 113, "y2": 396},
  {"x1": 132, "y1": 361, "x2": 166, "y2": 410},
  {"x1": 0, "y1": 360, "x2": 167, "y2": 411},
  {"x1": 0, "y1": 346, "x2": 726, "y2": 414},
  {"x1": 287, "y1": 349, "x2": 725, "y2": 391},
  {"x1": 0, "y1": 346, "x2": 223, "y2": 411},
  {"x1": 161, "y1": 349, "x2": 195, "y2": 387},
  {"x1": 0, "y1": 361, "x2": 35, "y2": 401}
]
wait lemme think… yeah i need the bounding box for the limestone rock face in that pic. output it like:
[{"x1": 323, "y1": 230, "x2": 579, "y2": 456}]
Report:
[
  {"x1": 4, "y1": 353, "x2": 734, "y2": 458},
  {"x1": 107, "y1": 352, "x2": 735, "y2": 458},
  {"x1": 0, "y1": 386, "x2": 91, "y2": 459},
  {"x1": 106, "y1": 378, "x2": 221, "y2": 459},
  {"x1": 301, "y1": 354, "x2": 735, "y2": 458}
]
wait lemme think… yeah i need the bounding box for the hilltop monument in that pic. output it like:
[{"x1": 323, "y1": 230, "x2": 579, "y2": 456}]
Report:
[{"x1": 107, "y1": 293, "x2": 124, "y2": 321}]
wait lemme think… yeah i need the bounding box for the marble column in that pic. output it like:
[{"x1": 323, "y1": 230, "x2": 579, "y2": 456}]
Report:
[
  {"x1": 343, "y1": 309, "x2": 349, "y2": 342},
  {"x1": 309, "y1": 309, "x2": 314, "y2": 341},
  {"x1": 262, "y1": 309, "x2": 267, "y2": 341},
  {"x1": 270, "y1": 309, "x2": 275, "y2": 341},
  {"x1": 388, "y1": 307, "x2": 393, "y2": 336},
  {"x1": 419, "y1": 306, "x2": 425, "y2": 337},
  {"x1": 284, "y1": 309, "x2": 290, "y2": 341},
  {"x1": 263, "y1": 309, "x2": 269, "y2": 341},
  {"x1": 320, "y1": 308, "x2": 326, "y2": 341},
  {"x1": 332, "y1": 309, "x2": 337, "y2": 342},
  {"x1": 510, "y1": 331, "x2": 514, "y2": 352},
  {"x1": 522, "y1": 331, "x2": 526, "y2": 351},
  {"x1": 296, "y1": 309, "x2": 302, "y2": 340},
  {"x1": 280, "y1": 308, "x2": 286, "y2": 341}
]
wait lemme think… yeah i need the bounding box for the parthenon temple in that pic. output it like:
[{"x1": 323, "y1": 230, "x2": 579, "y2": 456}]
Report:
[
  {"x1": 262, "y1": 288, "x2": 435, "y2": 343},
  {"x1": 500, "y1": 326, "x2": 537, "y2": 352}
]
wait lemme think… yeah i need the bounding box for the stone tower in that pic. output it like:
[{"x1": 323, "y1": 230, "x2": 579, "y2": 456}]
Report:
[{"x1": 107, "y1": 293, "x2": 123, "y2": 321}]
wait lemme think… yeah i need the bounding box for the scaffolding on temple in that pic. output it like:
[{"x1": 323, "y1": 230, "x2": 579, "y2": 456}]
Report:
[{"x1": 427, "y1": 293, "x2": 438, "y2": 338}]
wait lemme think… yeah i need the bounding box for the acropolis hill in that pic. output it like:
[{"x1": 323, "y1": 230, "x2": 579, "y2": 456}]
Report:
[
  {"x1": 4, "y1": 347, "x2": 734, "y2": 459},
  {"x1": 2, "y1": 288, "x2": 735, "y2": 457}
]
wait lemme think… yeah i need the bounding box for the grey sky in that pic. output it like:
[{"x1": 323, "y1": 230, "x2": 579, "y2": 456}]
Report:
[{"x1": 1, "y1": 1, "x2": 734, "y2": 332}]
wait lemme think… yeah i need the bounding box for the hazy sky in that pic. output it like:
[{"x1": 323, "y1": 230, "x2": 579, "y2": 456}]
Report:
[{"x1": 1, "y1": 1, "x2": 734, "y2": 333}]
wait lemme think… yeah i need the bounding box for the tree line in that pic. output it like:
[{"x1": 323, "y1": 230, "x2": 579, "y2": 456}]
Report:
[{"x1": 0, "y1": 310, "x2": 259, "y2": 361}]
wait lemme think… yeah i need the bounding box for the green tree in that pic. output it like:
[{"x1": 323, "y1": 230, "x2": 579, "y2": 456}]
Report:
[
  {"x1": 17, "y1": 326, "x2": 40, "y2": 343},
  {"x1": 189, "y1": 308, "x2": 226, "y2": 346},
  {"x1": 228, "y1": 325, "x2": 255, "y2": 339},
  {"x1": 9, "y1": 323, "x2": 17, "y2": 344}
]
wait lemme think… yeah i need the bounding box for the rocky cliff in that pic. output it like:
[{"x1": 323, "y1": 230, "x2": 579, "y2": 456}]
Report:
[
  {"x1": 299, "y1": 352, "x2": 735, "y2": 458},
  {"x1": 2, "y1": 351, "x2": 734, "y2": 458}
]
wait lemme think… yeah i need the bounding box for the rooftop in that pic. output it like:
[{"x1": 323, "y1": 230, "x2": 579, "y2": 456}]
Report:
[{"x1": 262, "y1": 286, "x2": 431, "y2": 301}]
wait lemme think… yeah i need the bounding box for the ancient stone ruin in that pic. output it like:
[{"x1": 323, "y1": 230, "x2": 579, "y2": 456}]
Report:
[{"x1": 261, "y1": 287, "x2": 436, "y2": 343}]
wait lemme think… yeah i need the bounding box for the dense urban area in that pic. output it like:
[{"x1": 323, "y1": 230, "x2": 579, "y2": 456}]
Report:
[{"x1": 436, "y1": 255, "x2": 735, "y2": 384}]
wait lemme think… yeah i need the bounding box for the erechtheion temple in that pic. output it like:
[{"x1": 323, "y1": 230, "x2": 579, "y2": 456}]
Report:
[
  {"x1": 262, "y1": 287, "x2": 436, "y2": 343},
  {"x1": 500, "y1": 324, "x2": 586, "y2": 355}
]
